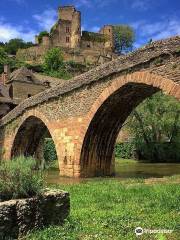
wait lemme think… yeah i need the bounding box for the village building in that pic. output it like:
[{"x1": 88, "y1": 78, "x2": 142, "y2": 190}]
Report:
[{"x1": 0, "y1": 65, "x2": 66, "y2": 117}]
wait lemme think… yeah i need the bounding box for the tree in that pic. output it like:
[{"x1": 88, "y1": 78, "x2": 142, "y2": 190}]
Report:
[
  {"x1": 42, "y1": 48, "x2": 72, "y2": 79},
  {"x1": 113, "y1": 25, "x2": 135, "y2": 54},
  {"x1": 0, "y1": 47, "x2": 9, "y2": 73},
  {"x1": 5, "y1": 38, "x2": 34, "y2": 55},
  {"x1": 43, "y1": 47, "x2": 64, "y2": 72},
  {"x1": 38, "y1": 31, "x2": 49, "y2": 43},
  {"x1": 126, "y1": 92, "x2": 180, "y2": 162}
]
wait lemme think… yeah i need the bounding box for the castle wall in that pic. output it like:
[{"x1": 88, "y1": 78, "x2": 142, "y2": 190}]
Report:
[
  {"x1": 16, "y1": 46, "x2": 49, "y2": 63},
  {"x1": 51, "y1": 20, "x2": 71, "y2": 48},
  {"x1": 16, "y1": 6, "x2": 116, "y2": 65},
  {"x1": 71, "y1": 10, "x2": 81, "y2": 48},
  {"x1": 81, "y1": 40, "x2": 105, "y2": 51},
  {"x1": 58, "y1": 6, "x2": 75, "y2": 21}
]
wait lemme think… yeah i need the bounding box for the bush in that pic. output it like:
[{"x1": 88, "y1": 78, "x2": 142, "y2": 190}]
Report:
[
  {"x1": 135, "y1": 142, "x2": 180, "y2": 162},
  {"x1": 0, "y1": 157, "x2": 44, "y2": 201},
  {"x1": 45, "y1": 69, "x2": 72, "y2": 80},
  {"x1": 43, "y1": 47, "x2": 64, "y2": 72},
  {"x1": 115, "y1": 142, "x2": 135, "y2": 159},
  {"x1": 44, "y1": 138, "x2": 57, "y2": 165}
]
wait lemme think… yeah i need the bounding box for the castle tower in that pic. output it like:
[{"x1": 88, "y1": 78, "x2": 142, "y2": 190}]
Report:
[
  {"x1": 58, "y1": 6, "x2": 81, "y2": 48},
  {"x1": 99, "y1": 25, "x2": 114, "y2": 51}
]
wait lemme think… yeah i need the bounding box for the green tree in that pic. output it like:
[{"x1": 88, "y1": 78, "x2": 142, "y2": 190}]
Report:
[
  {"x1": 0, "y1": 47, "x2": 9, "y2": 73},
  {"x1": 43, "y1": 47, "x2": 64, "y2": 72},
  {"x1": 43, "y1": 47, "x2": 72, "y2": 79},
  {"x1": 5, "y1": 38, "x2": 25, "y2": 55},
  {"x1": 126, "y1": 92, "x2": 180, "y2": 162},
  {"x1": 113, "y1": 25, "x2": 135, "y2": 54},
  {"x1": 5, "y1": 38, "x2": 34, "y2": 55},
  {"x1": 0, "y1": 46, "x2": 28, "y2": 73},
  {"x1": 38, "y1": 31, "x2": 49, "y2": 43}
]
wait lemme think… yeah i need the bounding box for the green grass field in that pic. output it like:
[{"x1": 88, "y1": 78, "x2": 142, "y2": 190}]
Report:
[{"x1": 26, "y1": 175, "x2": 180, "y2": 240}]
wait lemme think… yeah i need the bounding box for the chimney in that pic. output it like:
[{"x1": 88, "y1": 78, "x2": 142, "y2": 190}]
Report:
[
  {"x1": 2, "y1": 65, "x2": 10, "y2": 84},
  {"x1": 4, "y1": 65, "x2": 10, "y2": 76}
]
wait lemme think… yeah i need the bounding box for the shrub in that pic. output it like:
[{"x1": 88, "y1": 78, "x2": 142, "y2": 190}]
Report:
[
  {"x1": 115, "y1": 142, "x2": 135, "y2": 159},
  {"x1": 135, "y1": 142, "x2": 180, "y2": 162},
  {"x1": 0, "y1": 156, "x2": 44, "y2": 201},
  {"x1": 44, "y1": 138, "x2": 57, "y2": 165},
  {"x1": 43, "y1": 47, "x2": 64, "y2": 72}
]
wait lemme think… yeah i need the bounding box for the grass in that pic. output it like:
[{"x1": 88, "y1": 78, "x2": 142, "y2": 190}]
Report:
[
  {"x1": 0, "y1": 156, "x2": 44, "y2": 201},
  {"x1": 26, "y1": 175, "x2": 180, "y2": 240}
]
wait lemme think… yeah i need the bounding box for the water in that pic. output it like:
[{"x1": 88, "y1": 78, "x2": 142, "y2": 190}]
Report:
[{"x1": 45, "y1": 160, "x2": 180, "y2": 185}]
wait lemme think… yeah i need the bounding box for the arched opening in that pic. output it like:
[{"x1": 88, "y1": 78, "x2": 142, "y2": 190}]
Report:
[
  {"x1": 11, "y1": 116, "x2": 57, "y2": 169},
  {"x1": 80, "y1": 81, "x2": 179, "y2": 177}
]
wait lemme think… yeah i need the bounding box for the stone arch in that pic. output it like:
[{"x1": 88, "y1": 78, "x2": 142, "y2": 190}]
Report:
[
  {"x1": 11, "y1": 111, "x2": 57, "y2": 168},
  {"x1": 80, "y1": 71, "x2": 180, "y2": 177}
]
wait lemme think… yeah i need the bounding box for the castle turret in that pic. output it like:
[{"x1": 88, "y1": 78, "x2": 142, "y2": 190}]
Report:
[
  {"x1": 42, "y1": 35, "x2": 50, "y2": 47},
  {"x1": 100, "y1": 25, "x2": 114, "y2": 51},
  {"x1": 58, "y1": 6, "x2": 81, "y2": 48}
]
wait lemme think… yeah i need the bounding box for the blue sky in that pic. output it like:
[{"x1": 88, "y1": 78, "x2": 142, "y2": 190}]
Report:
[{"x1": 0, "y1": 0, "x2": 180, "y2": 48}]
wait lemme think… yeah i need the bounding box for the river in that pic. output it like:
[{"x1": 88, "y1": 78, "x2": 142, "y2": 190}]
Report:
[{"x1": 45, "y1": 160, "x2": 180, "y2": 185}]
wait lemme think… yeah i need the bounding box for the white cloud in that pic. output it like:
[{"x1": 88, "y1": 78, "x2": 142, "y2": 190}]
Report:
[
  {"x1": 33, "y1": 9, "x2": 57, "y2": 31},
  {"x1": 132, "y1": 18, "x2": 180, "y2": 40},
  {"x1": 131, "y1": 0, "x2": 150, "y2": 10},
  {"x1": 0, "y1": 19, "x2": 37, "y2": 43},
  {"x1": 90, "y1": 26, "x2": 100, "y2": 32},
  {"x1": 132, "y1": 18, "x2": 180, "y2": 49},
  {"x1": 74, "y1": 0, "x2": 92, "y2": 8},
  {"x1": 73, "y1": 0, "x2": 115, "y2": 8}
]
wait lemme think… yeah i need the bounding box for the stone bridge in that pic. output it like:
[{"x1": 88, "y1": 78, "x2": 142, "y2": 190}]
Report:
[{"x1": 0, "y1": 36, "x2": 180, "y2": 177}]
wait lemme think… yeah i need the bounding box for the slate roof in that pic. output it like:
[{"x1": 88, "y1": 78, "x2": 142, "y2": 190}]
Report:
[
  {"x1": 7, "y1": 67, "x2": 43, "y2": 85},
  {"x1": 6, "y1": 67, "x2": 66, "y2": 88},
  {"x1": 34, "y1": 73, "x2": 66, "y2": 88}
]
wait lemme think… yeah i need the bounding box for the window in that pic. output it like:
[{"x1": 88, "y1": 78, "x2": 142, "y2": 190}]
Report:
[
  {"x1": 66, "y1": 27, "x2": 70, "y2": 33},
  {"x1": 109, "y1": 29, "x2": 111, "y2": 33},
  {"x1": 87, "y1": 43, "x2": 91, "y2": 48},
  {"x1": 27, "y1": 76, "x2": 32, "y2": 82},
  {"x1": 9, "y1": 85, "x2": 13, "y2": 98},
  {"x1": 66, "y1": 37, "x2": 70, "y2": 43}
]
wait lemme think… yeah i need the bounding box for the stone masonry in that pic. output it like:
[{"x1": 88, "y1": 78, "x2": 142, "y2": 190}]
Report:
[
  {"x1": 0, "y1": 189, "x2": 70, "y2": 239},
  {"x1": 0, "y1": 36, "x2": 180, "y2": 177},
  {"x1": 17, "y1": 5, "x2": 116, "y2": 65}
]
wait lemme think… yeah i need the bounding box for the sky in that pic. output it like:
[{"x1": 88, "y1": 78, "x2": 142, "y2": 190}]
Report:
[{"x1": 0, "y1": 0, "x2": 180, "y2": 48}]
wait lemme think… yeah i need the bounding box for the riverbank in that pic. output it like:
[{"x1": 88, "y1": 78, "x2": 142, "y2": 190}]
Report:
[{"x1": 26, "y1": 175, "x2": 180, "y2": 240}]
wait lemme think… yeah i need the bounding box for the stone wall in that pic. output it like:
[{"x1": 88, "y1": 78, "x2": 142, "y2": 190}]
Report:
[
  {"x1": 7, "y1": 81, "x2": 47, "y2": 103},
  {"x1": 0, "y1": 189, "x2": 70, "y2": 239}
]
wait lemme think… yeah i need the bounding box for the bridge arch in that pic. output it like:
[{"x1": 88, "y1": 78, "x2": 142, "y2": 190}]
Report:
[
  {"x1": 80, "y1": 72, "x2": 180, "y2": 177},
  {"x1": 11, "y1": 112, "x2": 57, "y2": 168}
]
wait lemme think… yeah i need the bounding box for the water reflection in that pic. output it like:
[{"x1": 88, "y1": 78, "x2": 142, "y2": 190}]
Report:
[{"x1": 45, "y1": 161, "x2": 180, "y2": 185}]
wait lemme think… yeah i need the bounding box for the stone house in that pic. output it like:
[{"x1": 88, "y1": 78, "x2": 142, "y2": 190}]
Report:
[
  {"x1": 0, "y1": 83, "x2": 14, "y2": 118},
  {"x1": 0, "y1": 65, "x2": 66, "y2": 117}
]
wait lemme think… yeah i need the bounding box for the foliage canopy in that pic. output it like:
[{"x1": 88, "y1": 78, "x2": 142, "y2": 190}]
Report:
[
  {"x1": 113, "y1": 25, "x2": 135, "y2": 54},
  {"x1": 126, "y1": 92, "x2": 180, "y2": 161}
]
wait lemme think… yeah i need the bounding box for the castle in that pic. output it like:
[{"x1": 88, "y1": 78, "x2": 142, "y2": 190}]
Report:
[{"x1": 17, "y1": 6, "x2": 117, "y2": 65}]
